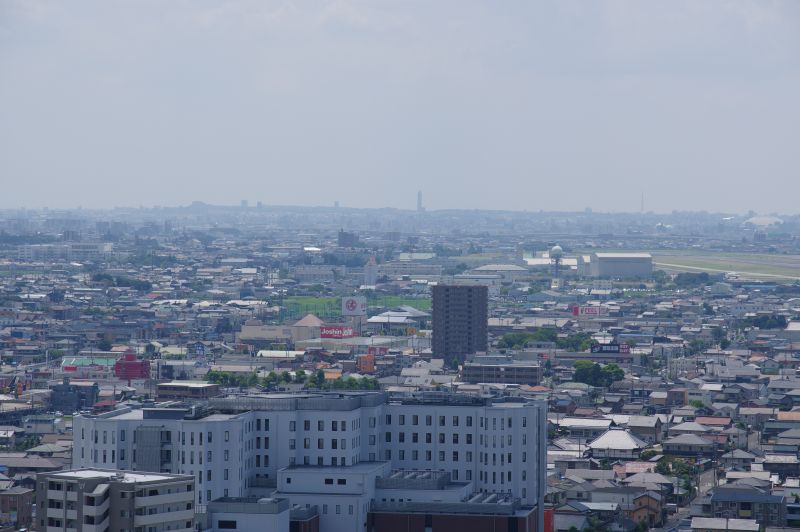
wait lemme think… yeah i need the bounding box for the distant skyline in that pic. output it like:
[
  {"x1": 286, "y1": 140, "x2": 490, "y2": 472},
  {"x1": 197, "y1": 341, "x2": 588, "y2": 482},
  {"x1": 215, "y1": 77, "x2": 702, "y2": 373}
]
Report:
[{"x1": 2, "y1": 1, "x2": 799, "y2": 214}]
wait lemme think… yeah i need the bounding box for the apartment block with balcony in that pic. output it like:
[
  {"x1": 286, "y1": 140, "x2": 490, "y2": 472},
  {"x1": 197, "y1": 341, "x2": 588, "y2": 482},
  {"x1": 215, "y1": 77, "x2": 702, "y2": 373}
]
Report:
[{"x1": 36, "y1": 469, "x2": 195, "y2": 532}]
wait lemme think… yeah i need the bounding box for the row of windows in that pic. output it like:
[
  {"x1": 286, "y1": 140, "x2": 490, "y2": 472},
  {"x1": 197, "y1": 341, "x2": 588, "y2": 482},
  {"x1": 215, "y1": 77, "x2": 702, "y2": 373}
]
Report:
[
  {"x1": 384, "y1": 414, "x2": 527, "y2": 430},
  {"x1": 288, "y1": 419, "x2": 357, "y2": 432}
]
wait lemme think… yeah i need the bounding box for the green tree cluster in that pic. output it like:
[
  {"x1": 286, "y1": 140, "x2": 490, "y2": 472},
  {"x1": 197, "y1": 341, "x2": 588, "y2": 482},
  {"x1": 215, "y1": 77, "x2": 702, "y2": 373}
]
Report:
[
  {"x1": 92, "y1": 273, "x2": 152, "y2": 292},
  {"x1": 572, "y1": 360, "x2": 625, "y2": 387},
  {"x1": 497, "y1": 329, "x2": 592, "y2": 351},
  {"x1": 674, "y1": 272, "x2": 711, "y2": 288},
  {"x1": 207, "y1": 370, "x2": 261, "y2": 388},
  {"x1": 742, "y1": 314, "x2": 788, "y2": 330}
]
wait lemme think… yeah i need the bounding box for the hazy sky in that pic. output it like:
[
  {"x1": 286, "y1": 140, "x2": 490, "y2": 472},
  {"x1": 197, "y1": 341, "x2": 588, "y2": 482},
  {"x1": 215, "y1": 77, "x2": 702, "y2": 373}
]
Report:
[{"x1": 2, "y1": 1, "x2": 799, "y2": 214}]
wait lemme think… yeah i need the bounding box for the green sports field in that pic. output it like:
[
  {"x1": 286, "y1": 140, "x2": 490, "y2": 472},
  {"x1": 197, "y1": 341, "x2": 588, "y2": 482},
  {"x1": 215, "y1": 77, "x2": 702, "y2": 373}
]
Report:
[{"x1": 281, "y1": 295, "x2": 431, "y2": 319}]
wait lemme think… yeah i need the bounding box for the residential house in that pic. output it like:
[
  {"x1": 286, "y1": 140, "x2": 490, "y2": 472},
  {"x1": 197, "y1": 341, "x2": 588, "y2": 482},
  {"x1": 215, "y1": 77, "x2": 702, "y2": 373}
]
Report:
[
  {"x1": 663, "y1": 434, "x2": 717, "y2": 457},
  {"x1": 628, "y1": 415, "x2": 664, "y2": 444},
  {"x1": 720, "y1": 450, "x2": 757, "y2": 471},
  {"x1": 588, "y1": 429, "x2": 648, "y2": 461},
  {"x1": 708, "y1": 486, "x2": 786, "y2": 527}
]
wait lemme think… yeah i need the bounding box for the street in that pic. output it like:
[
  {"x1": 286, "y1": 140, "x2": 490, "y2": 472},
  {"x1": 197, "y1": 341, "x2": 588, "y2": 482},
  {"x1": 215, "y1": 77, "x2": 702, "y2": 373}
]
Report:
[{"x1": 658, "y1": 468, "x2": 716, "y2": 532}]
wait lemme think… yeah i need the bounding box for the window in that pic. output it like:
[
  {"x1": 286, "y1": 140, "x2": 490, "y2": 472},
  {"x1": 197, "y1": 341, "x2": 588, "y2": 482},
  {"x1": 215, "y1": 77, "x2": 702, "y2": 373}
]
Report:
[
  {"x1": 412, "y1": 450, "x2": 418, "y2": 460},
  {"x1": 218, "y1": 520, "x2": 237, "y2": 529},
  {"x1": 289, "y1": 439, "x2": 296, "y2": 450},
  {"x1": 386, "y1": 415, "x2": 392, "y2": 425},
  {"x1": 336, "y1": 505, "x2": 341, "y2": 515},
  {"x1": 522, "y1": 417, "x2": 527, "y2": 428},
  {"x1": 224, "y1": 450, "x2": 229, "y2": 461},
  {"x1": 399, "y1": 415, "x2": 405, "y2": 425},
  {"x1": 438, "y1": 451, "x2": 445, "y2": 461},
  {"x1": 412, "y1": 433, "x2": 418, "y2": 443},
  {"x1": 467, "y1": 434, "x2": 472, "y2": 444},
  {"x1": 224, "y1": 431, "x2": 230, "y2": 441},
  {"x1": 399, "y1": 432, "x2": 405, "y2": 443},
  {"x1": 452, "y1": 451, "x2": 458, "y2": 461},
  {"x1": 466, "y1": 416, "x2": 473, "y2": 427},
  {"x1": 325, "y1": 478, "x2": 333, "y2": 485},
  {"x1": 289, "y1": 422, "x2": 296, "y2": 432},
  {"x1": 453, "y1": 416, "x2": 459, "y2": 426},
  {"x1": 385, "y1": 450, "x2": 391, "y2": 460},
  {"x1": 318, "y1": 420, "x2": 324, "y2": 431},
  {"x1": 224, "y1": 469, "x2": 229, "y2": 480},
  {"x1": 452, "y1": 434, "x2": 459, "y2": 444},
  {"x1": 439, "y1": 416, "x2": 445, "y2": 426},
  {"x1": 337, "y1": 478, "x2": 346, "y2": 485},
  {"x1": 120, "y1": 430, "x2": 125, "y2": 441},
  {"x1": 413, "y1": 415, "x2": 419, "y2": 425},
  {"x1": 438, "y1": 433, "x2": 445, "y2": 444},
  {"x1": 323, "y1": 504, "x2": 328, "y2": 514},
  {"x1": 318, "y1": 439, "x2": 324, "y2": 449},
  {"x1": 426, "y1": 433, "x2": 432, "y2": 444},
  {"x1": 349, "y1": 504, "x2": 353, "y2": 515},
  {"x1": 304, "y1": 420, "x2": 310, "y2": 431},
  {"x1": 385, "y1": 432, "x2": 391, "y2": 443},
  {"x1": 332, "y1": 420, "x2": 338, "y2": 431},
  {"x1": 426, "y1": 415, "x2": 432, "y2": 426}
]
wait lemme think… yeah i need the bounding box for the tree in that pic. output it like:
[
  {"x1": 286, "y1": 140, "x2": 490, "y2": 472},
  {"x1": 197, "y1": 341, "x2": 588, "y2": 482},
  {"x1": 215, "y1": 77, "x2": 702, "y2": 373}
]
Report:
[
  {"x1": 742, "y1": 314, "x2": 787, "y2": 330},
  {"x1": 294, "y1": 369, "x2": 306, "y2": 383},
  {"x1": 97, "y1": 339, "x2": 112, "y2": 351},
  {"x1": 712, "y1": 327, "x2": 727, "y2": 346},
  {"x1": 573, "y1": 360, "x2": 625, "y2": 387}
]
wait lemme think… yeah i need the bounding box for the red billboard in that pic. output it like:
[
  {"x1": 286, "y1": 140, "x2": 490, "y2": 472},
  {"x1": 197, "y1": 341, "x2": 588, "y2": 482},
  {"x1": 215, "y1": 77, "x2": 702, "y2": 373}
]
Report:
[
  {"x1": 572, "y1": 305, "x2": 604, "y2": 316},
  {"x1": 320, "y1": 326, "x2": 356, "y2": 339}
]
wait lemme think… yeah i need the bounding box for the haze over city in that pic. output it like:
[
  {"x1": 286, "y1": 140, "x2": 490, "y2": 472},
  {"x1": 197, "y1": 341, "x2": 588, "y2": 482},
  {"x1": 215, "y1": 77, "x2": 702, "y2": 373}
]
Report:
[{"x1": 2, "y1": 1, "x2": 800, "y2": 213}]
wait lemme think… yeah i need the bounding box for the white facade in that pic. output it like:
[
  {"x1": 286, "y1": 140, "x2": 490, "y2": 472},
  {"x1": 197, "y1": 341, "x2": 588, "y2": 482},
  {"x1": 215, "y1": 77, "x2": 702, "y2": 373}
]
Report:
[{"x1": 73, "y1": 392, "x2": 547, "y2": 529}]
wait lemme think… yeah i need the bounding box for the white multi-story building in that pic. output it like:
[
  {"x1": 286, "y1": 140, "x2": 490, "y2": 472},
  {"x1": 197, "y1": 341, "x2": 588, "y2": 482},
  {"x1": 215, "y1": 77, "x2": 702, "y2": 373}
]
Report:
[
  {"x1": 36, "y1": 469, "x2": 194, "y2": 532},
  {"x1": 73, "y1": 392, "x2": 547, "y2": 531}
]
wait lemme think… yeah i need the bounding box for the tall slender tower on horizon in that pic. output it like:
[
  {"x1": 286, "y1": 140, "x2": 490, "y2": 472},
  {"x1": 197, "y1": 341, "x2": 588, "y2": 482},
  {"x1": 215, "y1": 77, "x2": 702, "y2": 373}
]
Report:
[{"x1": 417, "y1": 190, "x2": 424, "y2": 212}]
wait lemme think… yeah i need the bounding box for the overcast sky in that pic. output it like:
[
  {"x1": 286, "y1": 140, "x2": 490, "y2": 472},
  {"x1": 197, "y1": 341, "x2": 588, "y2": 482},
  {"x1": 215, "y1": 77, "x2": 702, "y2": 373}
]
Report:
[{"x1": 1, "y1": 1, "x2": 799, "y2": 214}]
